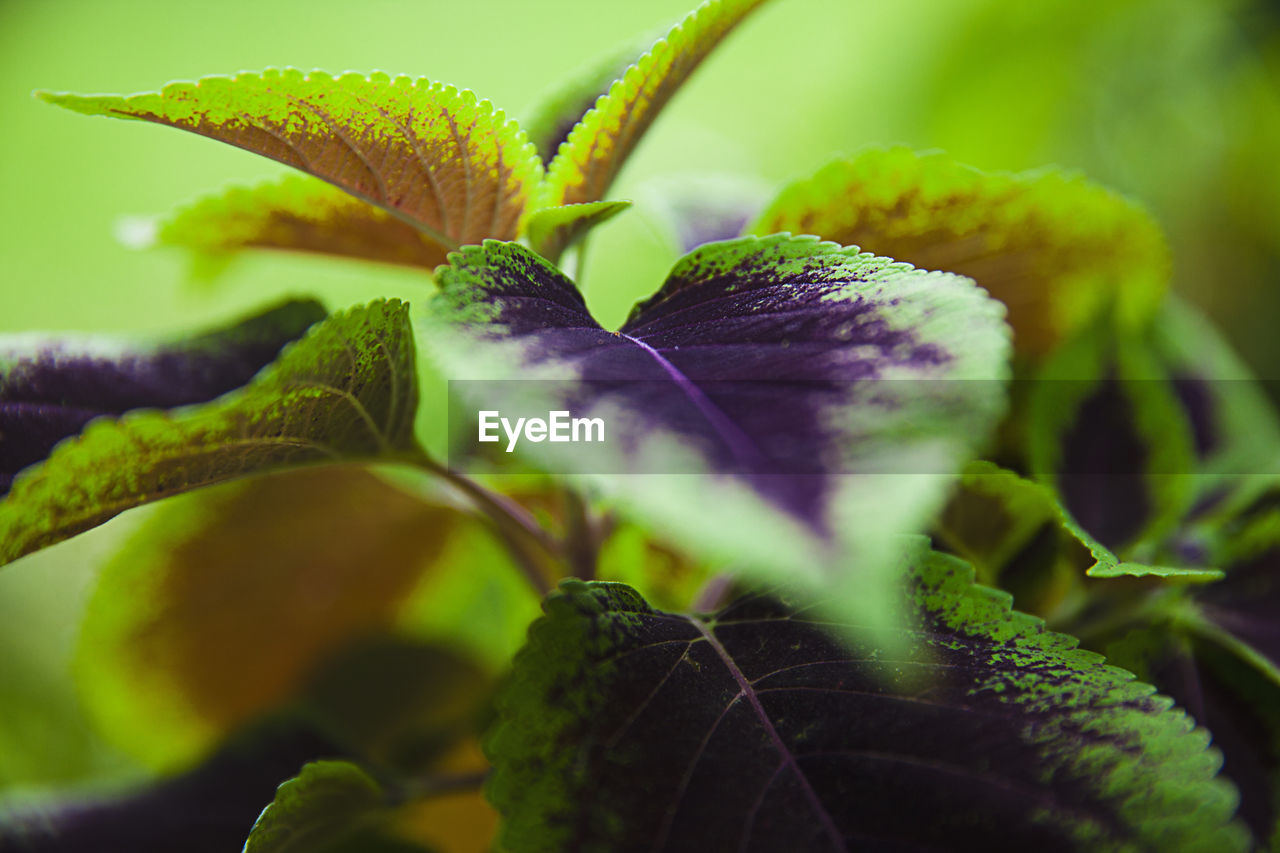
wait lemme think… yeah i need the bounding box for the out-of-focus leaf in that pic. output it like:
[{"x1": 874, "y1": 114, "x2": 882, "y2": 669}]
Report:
[
  {"x1": 300, "y1": 637, "x2": 492, "y2": 776},
  {"x1": 1146, "y1": 297, "x2": 1280, "y2": 516},
  {"x1": 638, "y1": 172, "x2": 768, "y2": 254},
  {"x1": 396, "y1": 515, "x2": 545, "y2": 673},
  {"x1": 0, "y1": 721, "x2": 349, "y2": 853},
  {"x1": 485, "y1": 555, "x2": 1246, "y2": 852},
  {"x1": 935, "y1": 460, "x2": 1110, "y2": 614},
  {"x1": 524, "y1": 200, "x2": 631, "y2": 264},
  {"x1": 1027, "y1": 321, "x2": 1195, "y2": 556},
  {"x1": 539, "y1": 0, "x2": 770, "y2": 216},
  {"x1": 425, "y1": 236, "x2": 1008, "y2": 632},
  {"x1": 0, "y1": 298, "x2": 324, "y2": 495},
  {"x1": 76, "y1": 466, "x2": 457, "y2": 768},
  {"x1": 748, "y1": 147, "x2": 1170, "y2": 357},
  {"x1": 155, "y1": 176, "x2": 451, "y2": 272},
  {"x1": 0, "y1": 299, "x2": 418, "y2": 566},
  {"x1": 41, "y1": 70, "x2": 543, "y2": 252}
]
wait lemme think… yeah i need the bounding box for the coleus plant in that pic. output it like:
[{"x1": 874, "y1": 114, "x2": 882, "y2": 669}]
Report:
[{"x1": 2, "y1": 0, "x2": 1278, "y2": 850}]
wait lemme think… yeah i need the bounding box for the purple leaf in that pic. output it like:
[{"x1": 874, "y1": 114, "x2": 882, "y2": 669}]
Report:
[
  {"x1": 0, "y1": 300, "x2": 324, "y2": 495},
  {"x1": 485, "y1": 553, "x2": 1246, "y2": 851}
]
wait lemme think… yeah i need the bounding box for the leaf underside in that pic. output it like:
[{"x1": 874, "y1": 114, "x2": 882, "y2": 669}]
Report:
[
  {"x1": 42, "y1": 69, "x2": 543, "y2": 253},
  {"x1": 486, "y1": 552, "x2": 1246, "y2": 852},
  {"x1": 156, "y1": 175, "x2": 451, "y2": 271},
  {"x1": 0, "y1": 299, "x2": 418, "y2": 566},
  {"x1": 749, "y1": 147, "x2": 1170, "y2": 357}
]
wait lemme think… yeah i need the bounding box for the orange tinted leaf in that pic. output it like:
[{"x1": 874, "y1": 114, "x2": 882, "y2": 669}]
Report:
[
  {"x1": 157, "y1": 175, "x2": 450, "y2": 271},
  {"x1": 42, "y1": 70, "x2": 543, "y2": 251},
  {"x1": 77, "y1": 465, "x2": 460, "y2": 768},
  {"x1": 750, "y1": 147, "x2": 1170, "y2": 356}
]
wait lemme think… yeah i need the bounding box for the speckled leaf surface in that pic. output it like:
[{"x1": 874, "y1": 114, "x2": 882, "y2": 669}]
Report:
[
  {"x1": 540, "y1": 0, "x2": 770, "y2": 213},
  {"x1": 0, "y1": 298, "x2": 323, "y2": 496},
  {"x1": 41, "y1": 70, "x2": 543, "y2": 252},
  {"x1": 0, "y1": 299, "x2": 418, "y2": 566},
  {"x1": 748, "y1": 147, "x2": 1170, "y2": 357},
  {"x1": 485, "y1": 553, "x2": 1246, "y2": 852},
  {"x1": 425, "y1": 236, "x2": 1008, "y2": 622},
  {"x1": 155, "y1": 175, "x2": 452, "y2": 271}
]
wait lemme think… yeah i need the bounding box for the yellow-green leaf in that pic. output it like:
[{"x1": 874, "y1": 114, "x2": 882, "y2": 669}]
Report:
[
  {"x1": 156, "y1": 175, "x2": 451, "y2": 271},
  {"x1": 76, "y1": 465, "x2": 459, "y2": 768},
  {"x1": 540, "y1": 0, "x2": 770, "y2": 211},
  {"x1": 749, "y1": 147, "x2": 1170, "y2": 357}
]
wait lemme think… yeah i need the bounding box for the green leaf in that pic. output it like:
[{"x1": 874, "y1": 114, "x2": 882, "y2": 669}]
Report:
[
  {"x1": 40, "y1": 70, "x2": 543, "y2": 253},
  {"x1": 1027, "y1": 320, "x2": 1196, "y2": 556},
  {"x1": 0, "y1": 299, "x2": 418, "y2": 566},
  {"x1": 1146, "y1": 296, "x2": 1280, "y2": 517},
  {"x1": 155, "y1": 175, "x2": 452, "y2": 273},
  {"x1": 748, "y1": 147, "x2": 1170, "y2": 357},
  {"x1": 524, "y1": 200, "x2": 632, "y2": 264},
  {"x1": 539, "y1": 0, "x2": 770, "y2": 212},
  {"x1": 75, "y1": 465, "x2": 459, "y2": 768},
  {"x1": 520, "y1": 26, "x2": 667, "y2": 161},
  {"x1": 485, "y1": 553, "x2": 1247, "y2": 851},
  {"x1": 1087, "y1": 563, "x2": 1225, "y2": 581},
  {"x1": 936, "y1": 461, "x2": 1115, "y2": 614},
  {"x1": 242, "y1": 761, "x2": 389, "y2": 853}
]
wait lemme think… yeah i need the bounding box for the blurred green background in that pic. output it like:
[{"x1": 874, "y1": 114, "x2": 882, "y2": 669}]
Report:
[{"x1": 1, "y1": 0, "x2": 1278, "y2": 796}]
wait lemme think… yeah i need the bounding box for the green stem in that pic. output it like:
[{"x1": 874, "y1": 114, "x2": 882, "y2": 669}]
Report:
[{"x1": 404, "y1": 447, "x2": 558, "y2": 596}]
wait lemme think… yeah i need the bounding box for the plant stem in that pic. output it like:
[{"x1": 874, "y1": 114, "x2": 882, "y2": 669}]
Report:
[
  {"x1": 403, "y1": 447, "x2": 558, "y2": 596},
  {"x1": 563, "y1": 487, "x2": 599, "y2": 580},
  {"x1": 396, "y1": 769, "x2": 490, "y2": 803},
  {"x1": 693, "y1": 572, "x2": 736, "y2": 613}
]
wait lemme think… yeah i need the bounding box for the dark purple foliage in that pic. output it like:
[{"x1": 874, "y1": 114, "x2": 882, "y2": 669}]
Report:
[
  {"x1": 0, "y1": 300, "x2": 324, "y2": 495},
  {"x1": 0, "y1": 721, "x2": 344, "y2": 853},
  {"x1": 438, "y1": 239, "x2": 971, "y2": 530}
]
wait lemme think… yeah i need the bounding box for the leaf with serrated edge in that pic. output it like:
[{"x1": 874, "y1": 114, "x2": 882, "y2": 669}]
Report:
[
  {"x1": 0, "y1": 299, "x2": 418, "y2": 566},
  {"x1": 1088, "y1": 563, "x2": 1225, "y2": 581},
  {"x1": 937, "y1": 460, "x2": 1114, "y2": 614},
  {"x1": 1147, "y1": 296, "x2": 1280, "y2": 517},
  {"x1": 76, "y1": 466, "x2": 459, "y2": 768},
  {"x1": 521, "y1": 24, "x2": 667, "y2": 162},
  {"x1": 40, "y1": 69, "x2": 543, "y2": 252},
  {"x1": 156, "y1": 175, "x2": 450, "y2": 271},
  {"x1": 524, "y1": 200, "x2": 631, "y2": 264},
  {"x1": 485, "y1": 548, "x2": 1247, "y2": 852},
  {"x1": 540, "y1": 0, "x2": 770, "y2": 213},
  {"x1": 749, "y1": 147, "x2": 1170, "y2": 357},
  {"x1": 0, "y1": 298, "x2": 324, "y2": 495},
  {"x1": 1028, "y1": 320, "x2": 1195, "y2": 556},
  {"x1": 423, "y1": 235, "x2": 1008, "y2": 637}
]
